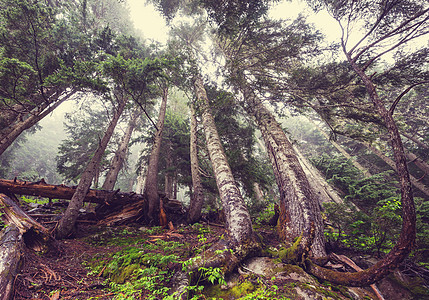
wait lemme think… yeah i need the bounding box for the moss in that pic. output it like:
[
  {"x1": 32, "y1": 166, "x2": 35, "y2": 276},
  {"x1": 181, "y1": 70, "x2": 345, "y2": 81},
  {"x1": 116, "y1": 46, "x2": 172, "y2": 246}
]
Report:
[
  {"x1": 279, "y1": 236, "x2": 302, "y2": 264},
  {"x1": 204, "y1": 280, "x2": 256, "y2": 299},
  {"x1": 230, "y1": 281, "x2": 255, "y2": 298},
  {"x1": 111, "y1": 263, "x2": 140, "y2": 284}
]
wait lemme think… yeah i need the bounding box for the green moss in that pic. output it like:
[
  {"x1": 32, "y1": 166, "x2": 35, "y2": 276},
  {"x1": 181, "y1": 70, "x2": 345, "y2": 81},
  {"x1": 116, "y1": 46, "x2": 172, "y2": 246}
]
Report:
[
  {"x1": 279, "y1": 236, "x2": 302, "y2": 264},
  {"x1": 111, "y1": 263, "x2": 140, "y2": 284},
  {"x1": 230, "y1": 281, "x2": 255, "y2": 298}
]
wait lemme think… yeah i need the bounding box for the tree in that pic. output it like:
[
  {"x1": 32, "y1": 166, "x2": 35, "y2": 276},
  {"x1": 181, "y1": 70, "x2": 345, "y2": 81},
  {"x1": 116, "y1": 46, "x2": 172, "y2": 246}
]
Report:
[
  {"x1": 55, "y1": 91, "x2": 127, "y2": 239},
  {"x1": 0, "y1": 0, "x2": 106, "y2": 156},
  {"x1": 216, "y1": 18, "x2": 327, "y2": 257},
  {"x1": 303, "y1": 0, "x2": 428, "y2": 286},
  {"x1": 57, "y1": 102, "x2": 115, "y2": 185},
  {"x1": 187, "y1": 104, "x2": 205, "y2": 223},
  {"x1": 143, "y1": 84, "x2": 169, "y2": 224},
  {"x1": 102, "y1": 108, "x2": 140, "y2": 190}
]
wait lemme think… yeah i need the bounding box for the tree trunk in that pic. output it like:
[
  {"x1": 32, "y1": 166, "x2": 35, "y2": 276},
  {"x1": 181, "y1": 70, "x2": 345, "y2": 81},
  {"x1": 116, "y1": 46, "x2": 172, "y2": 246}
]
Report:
[
  {"x1": 143, "y1": 86, "x2": 168, "y2": 224},
  {"x1": 102, "y1": 109, "x2": 139, "y2": 190},
  {"x1": 362, "y1": 142, "x2": 429, "y2": 198},
  {"x1": 55, "y1": 96, "x2": 127, "y2": 239},
  {"x1": 0, "y1": 193, "x2": 59, "y2": 254},
  {"x1": 0, "y1": 225, "x2": 23, "y2": 300},
  {"x1": 0, "y1": 91, "x2": 76, "y2": 157},
  {"x1": 401, "y1": 131, "x2": 429, "y2": 150},
  {"x1": 306, "y1": 44, "x2": 417, "y2": 287},
  {"x1": 240, "y1": 83, "x2": 326, "y2": 258},
  {"x1": 194, "y1": 76, "x2": 254, "y2": 244},
  {"x1": 187, "y1": 104, "x2": 205, "y2": 223},
  {"x1": 135, "y1": 171, "x2": 145, "y2": 194},
  {"x1": 293, "y1": 145, "x2": 345, "y2": 205},
  {"x1": 164, "y1": 139, "x2": 174, "y2": 199}
]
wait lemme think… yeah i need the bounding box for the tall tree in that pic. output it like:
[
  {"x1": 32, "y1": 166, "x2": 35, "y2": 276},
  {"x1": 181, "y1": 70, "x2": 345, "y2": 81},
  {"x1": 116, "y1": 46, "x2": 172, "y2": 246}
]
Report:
[
  {"x1": 187, "y1": 104, "x2": 205, "y2": 223},
  {"x1": 55, "y1": 91, "x2": 127, "y2": 239},
  {"x1": 143, "y1": 85, "x2": 169, "y2": 224},
  {"x1": 217, "y1": 18, "x2": 327, "y2": 257},
  {"x1": 304, "y1": 0, "x2": 428, "y2": 286},
  {"x1": 102, "y1": 109, "x2": 140, "y2": 190}
]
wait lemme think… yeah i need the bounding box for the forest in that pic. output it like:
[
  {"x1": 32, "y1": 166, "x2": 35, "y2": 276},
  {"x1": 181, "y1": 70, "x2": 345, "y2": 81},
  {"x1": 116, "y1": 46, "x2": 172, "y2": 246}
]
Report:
[{"x1": 0, "y1": 0, "x2": 428, "y2": 299}]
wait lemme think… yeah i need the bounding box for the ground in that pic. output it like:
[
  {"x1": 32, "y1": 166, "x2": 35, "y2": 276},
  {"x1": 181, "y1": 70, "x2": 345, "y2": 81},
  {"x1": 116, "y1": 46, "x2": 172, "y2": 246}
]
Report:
[{"x1": 9, "y1": 216, "x2": 429, "y2": 299}]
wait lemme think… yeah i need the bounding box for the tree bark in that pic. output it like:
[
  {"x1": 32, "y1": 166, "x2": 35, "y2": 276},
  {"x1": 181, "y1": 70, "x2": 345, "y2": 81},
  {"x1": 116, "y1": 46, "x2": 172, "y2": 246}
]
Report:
[
  {"x1": 293, "y1": 145, "x2": 345, "y2": 205},
  {"x1": 240, "y1": 83, "x2": 326, "y2": 258},
  {"x1": 143, "y1": 86, "x2": 168, "y2": 224},
  {"x1": 164, "y1": 139, "x2": 174, "y2": 199},
  {"x1": 0, "y1": 193, "x2": 59, "y2": 254},
  {"x1": 0, "y1": 90, "x2": 76, "y2": 157},
  {"x1": 102, "y1": 109, "x2": 139, "y2": 190},
  {"x1": 187, "y1": 104, "x2": 205, "y2": 223},
  {"x1": 55, "y1": 96, "x2": 127, "y2": 239},
  {"x1": 194, "y1": 76, "x2": 254, "y2": 245},
  {"x1": 0, "y1": 225, "x2": 23, "y2": 300}
]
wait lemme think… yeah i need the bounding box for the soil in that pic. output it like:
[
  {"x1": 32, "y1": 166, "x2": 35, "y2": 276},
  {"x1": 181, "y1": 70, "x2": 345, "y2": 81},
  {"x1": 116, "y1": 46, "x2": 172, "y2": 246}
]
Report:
[{"x1": 12, "y1": 222, "x2": 232, "y2": 300}]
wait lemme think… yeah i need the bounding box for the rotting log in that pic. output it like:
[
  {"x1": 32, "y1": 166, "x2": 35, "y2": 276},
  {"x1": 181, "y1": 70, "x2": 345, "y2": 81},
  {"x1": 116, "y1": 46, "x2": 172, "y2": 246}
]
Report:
[
  {"x1": 0, "y1": 225, "x2": 23, "y2": 300},
  {"x1": 0, "y1": 178, "x2": 146, "y2": 204},
  {"x1": 0, "y1": 193, "x2": 60, "y2": 254},
  {"x1": 0, "y1": 179, "x2": 185, "y2": 226}
]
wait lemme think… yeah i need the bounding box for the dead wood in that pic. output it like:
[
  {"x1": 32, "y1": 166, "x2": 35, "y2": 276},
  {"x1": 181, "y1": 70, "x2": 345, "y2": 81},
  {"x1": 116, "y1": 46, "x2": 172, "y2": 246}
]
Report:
[
  {"x1": 0, "y1": 225, "x2": 23, "y2": 300},
  {"x1": 0, "y1": 193, "x2": 59, "y2": 254},
  {"x1": 0, "y1": 178, "x2": 146, "y2": 205}
]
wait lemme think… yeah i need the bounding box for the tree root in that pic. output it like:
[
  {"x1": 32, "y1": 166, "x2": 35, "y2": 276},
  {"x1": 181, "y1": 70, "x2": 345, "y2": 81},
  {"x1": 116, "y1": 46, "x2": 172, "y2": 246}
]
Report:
[{"x1": 171, "y1": 235, "x2": 262, "y2": 299}]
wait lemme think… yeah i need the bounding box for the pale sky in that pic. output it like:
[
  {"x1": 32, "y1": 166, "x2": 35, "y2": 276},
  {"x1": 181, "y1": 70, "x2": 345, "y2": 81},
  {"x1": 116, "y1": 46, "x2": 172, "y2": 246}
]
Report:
[{"x1": 126, "y1": 0, "x2": 341, "y2": 45}]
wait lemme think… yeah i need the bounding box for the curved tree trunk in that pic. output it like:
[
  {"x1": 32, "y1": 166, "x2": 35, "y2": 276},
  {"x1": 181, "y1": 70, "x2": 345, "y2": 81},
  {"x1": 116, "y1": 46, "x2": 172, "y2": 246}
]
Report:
[
  {"x1": 306, "y1": 45, "x2": 417, "y2": 287},
  {"x1": 143, "y1": 86, "x2": 168, "y2": 224},
  {"x1": 55, "y1": 96, "x2": 127, "y2": 239},
  {"x1": 102, "y1": 109, "x2": 139, "y2": 190},
  {"x1": 0, "y1": 90, "x2": 76, "y2": 157},
  {"x1": 187, "y1": 104, "x2": 205, "y2": 223},
  {"x1": 239, "y1": 83, "x2": 326, "y2": 258}
]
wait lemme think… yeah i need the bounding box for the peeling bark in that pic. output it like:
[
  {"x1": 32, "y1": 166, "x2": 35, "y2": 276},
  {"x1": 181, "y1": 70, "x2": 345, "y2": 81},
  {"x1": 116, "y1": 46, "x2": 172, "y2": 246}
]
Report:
[{"x1": 194, "y1": 76, "x2": 254, "y2": 245}]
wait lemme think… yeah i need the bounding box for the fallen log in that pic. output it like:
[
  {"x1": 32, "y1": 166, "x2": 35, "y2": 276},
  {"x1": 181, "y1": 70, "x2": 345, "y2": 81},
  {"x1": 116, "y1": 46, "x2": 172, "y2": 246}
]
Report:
[
  {"x1": 0, "y1": 193, "x2": 59, "y2": 254},
  {"x1": 0, "y1": 179, "x2": 185, "y2": 227},
  {"x1": 0, "y1": 225, "x2": 23, "y2": 300},
  {"x1": 0, "y1": 178, "x2": 145, "y2": 205}
]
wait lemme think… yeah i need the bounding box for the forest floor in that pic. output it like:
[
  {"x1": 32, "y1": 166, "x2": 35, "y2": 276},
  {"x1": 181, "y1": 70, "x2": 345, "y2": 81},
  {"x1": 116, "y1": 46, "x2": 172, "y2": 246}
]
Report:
[
  {"x1": 10, "y1": 215, "x2": 428, "y2": 300},
  {"x1": 13, "y1": 221, "x2": 276, "y2": 299}
]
